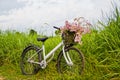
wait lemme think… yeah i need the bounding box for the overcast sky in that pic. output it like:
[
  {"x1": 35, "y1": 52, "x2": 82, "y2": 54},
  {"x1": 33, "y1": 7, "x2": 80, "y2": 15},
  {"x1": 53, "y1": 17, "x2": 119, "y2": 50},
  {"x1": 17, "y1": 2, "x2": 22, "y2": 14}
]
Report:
[{"x1": 0, "y1": 0, "x2": 119, "y2": 35}]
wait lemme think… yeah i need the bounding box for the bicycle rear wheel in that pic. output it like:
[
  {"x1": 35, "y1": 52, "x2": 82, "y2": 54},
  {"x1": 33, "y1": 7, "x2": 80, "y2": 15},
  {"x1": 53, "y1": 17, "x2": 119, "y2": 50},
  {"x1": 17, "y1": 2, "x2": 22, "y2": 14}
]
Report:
[
  {"x1": 20, "y1": 45, "x2": 42, "y2": 75},
  {"x1": 56, "y1": 47, "x2": 85, "y2": 75}
]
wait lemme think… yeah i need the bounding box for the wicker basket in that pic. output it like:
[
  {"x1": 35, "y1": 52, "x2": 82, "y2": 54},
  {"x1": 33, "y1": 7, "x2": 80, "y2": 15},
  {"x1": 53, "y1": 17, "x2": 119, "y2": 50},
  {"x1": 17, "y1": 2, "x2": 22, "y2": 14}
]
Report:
[{"x1": 62, "y1": 31, "x2": 76, "y2": 46}]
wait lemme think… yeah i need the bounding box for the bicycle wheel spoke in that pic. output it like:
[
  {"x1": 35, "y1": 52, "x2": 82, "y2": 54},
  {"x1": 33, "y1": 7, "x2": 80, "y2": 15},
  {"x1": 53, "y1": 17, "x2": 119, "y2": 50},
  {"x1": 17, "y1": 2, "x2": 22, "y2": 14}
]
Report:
[
  {"x1": 57, "y1": 47, "x2": 85, "y2": 75},
  {"x1": 20, "y1": 45, "x2": 42, "y2": 75}
]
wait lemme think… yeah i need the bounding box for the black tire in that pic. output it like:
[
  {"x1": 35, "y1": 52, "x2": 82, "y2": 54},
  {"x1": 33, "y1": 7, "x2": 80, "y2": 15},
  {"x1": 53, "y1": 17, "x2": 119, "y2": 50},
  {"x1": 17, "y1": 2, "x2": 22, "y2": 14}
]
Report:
[
  {"x1": 56, "y1": 47, "x2": 85, "y2": 75},
  {"x1": 20, "y1": 45, "x2": 42, "y2": 75}
]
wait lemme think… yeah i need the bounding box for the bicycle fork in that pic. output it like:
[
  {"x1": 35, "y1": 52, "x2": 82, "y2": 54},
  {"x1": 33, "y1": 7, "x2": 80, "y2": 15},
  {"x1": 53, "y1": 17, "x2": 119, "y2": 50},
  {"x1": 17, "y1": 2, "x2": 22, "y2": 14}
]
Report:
[{"x1": 62, "y1": 46, "x2": 73, "y2": 66}]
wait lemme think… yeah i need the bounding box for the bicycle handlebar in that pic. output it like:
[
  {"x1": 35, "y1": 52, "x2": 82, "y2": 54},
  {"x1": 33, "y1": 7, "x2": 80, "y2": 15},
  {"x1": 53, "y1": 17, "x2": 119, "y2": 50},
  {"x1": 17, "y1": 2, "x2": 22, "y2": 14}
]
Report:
[{"x1": 53, "y1": 26, "x2": 60, "y2": 30}]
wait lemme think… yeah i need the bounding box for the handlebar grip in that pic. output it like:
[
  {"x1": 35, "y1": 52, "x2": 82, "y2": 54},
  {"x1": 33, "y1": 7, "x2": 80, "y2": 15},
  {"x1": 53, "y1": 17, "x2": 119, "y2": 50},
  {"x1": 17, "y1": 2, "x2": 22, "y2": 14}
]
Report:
[{"x1": 53, "y1": 26, "x2": 60, "y2": 30}]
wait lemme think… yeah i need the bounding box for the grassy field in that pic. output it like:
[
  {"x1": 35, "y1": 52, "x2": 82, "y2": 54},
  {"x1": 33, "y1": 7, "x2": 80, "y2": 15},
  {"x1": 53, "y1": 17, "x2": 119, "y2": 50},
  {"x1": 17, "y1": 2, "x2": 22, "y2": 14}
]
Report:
[{"x1": 0, "y1": 8, "x2": 120, "y2": 80}]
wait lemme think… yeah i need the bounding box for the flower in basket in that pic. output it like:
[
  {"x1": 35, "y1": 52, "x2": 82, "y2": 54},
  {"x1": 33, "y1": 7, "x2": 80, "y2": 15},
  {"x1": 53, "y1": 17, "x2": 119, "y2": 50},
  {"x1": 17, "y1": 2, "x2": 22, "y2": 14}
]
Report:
[{"x1": 60, "y1": 17, "x2": 91, "y2": 44}]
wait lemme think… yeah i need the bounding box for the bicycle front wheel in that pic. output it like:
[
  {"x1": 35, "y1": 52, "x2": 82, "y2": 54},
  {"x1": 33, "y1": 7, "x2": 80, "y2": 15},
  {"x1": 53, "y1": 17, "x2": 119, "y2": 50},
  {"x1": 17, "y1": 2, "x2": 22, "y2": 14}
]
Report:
[
  {"x1": 56, "y1": 47, "x2": 85, "y2": 75},
  {"x1": 20, "y1": 45, "x2": 42, "y2": 75}
]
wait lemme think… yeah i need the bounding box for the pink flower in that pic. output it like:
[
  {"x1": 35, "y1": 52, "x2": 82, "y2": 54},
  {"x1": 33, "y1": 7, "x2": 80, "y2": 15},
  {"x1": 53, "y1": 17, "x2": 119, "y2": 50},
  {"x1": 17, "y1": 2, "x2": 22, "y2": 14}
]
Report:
[
  {"x1": 83, "y1": 27, "x2": 91, "y2": 34},
  {"x1": 65, "y1": 21, "x2": 71, "y2": 30},
  {"x1": 60, "y1": 17, "x2": 91, "y2": 44},
  {"x1": 74, "y1": 33, "x2": 82, "y2": 43}
]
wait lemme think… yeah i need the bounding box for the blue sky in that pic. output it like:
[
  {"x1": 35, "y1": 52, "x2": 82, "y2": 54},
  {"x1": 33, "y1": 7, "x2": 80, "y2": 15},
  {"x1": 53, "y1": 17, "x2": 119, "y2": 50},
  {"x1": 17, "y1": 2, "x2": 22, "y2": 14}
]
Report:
[{"x1": 0, "y1": 0, "x2": 119, "y2": 35}]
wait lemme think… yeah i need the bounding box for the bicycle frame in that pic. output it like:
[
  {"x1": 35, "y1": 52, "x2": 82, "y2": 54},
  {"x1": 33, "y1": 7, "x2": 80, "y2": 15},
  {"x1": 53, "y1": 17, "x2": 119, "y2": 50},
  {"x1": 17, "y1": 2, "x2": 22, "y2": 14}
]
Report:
[
  {"x1": 42, "y1": 41, "x2": 63, "y2": 62},
  {"x1": 28, "y1": 41, "x2": 73, "y2": 69},
  {"x1": 43, "y1": 40, "x2": 73, "y2": 67}
]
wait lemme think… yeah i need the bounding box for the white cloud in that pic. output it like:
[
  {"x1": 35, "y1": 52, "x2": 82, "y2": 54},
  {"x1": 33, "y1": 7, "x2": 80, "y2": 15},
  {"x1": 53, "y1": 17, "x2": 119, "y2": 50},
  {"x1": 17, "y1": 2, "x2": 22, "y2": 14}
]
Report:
[{"x1": 0, "y1": 0, "x2": 119, "y2": 35}]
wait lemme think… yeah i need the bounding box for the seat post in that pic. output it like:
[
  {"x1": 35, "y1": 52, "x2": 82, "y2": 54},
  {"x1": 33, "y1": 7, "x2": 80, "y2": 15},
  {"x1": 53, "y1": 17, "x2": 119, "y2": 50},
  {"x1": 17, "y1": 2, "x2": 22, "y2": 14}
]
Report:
[
  {"x1": 42, "y1": 42, "x2": 45, "y2": 60},
  {"x1": 42, "y1": 42, "x2": 44, "y2": 45}
]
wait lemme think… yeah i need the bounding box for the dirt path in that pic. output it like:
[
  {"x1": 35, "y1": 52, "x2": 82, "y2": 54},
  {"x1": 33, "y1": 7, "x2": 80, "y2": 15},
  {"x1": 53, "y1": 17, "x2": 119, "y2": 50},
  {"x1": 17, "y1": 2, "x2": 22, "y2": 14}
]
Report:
[{"x1": 0, "y1": 76, "x2": 5, "y2": 80}]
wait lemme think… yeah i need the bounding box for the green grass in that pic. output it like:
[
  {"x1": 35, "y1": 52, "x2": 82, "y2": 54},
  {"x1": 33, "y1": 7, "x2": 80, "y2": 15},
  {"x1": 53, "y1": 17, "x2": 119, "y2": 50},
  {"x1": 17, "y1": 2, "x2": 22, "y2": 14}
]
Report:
[{"x1": 0, "y1": 7, "x2": 120, "y2": 80}]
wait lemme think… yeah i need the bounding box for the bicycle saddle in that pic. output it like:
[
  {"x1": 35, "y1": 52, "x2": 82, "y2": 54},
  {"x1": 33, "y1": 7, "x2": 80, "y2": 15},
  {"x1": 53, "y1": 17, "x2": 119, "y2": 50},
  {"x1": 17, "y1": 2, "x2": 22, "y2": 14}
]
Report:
[{"x1": 37, "y1": 37, "x2": 48, "y2": 42}]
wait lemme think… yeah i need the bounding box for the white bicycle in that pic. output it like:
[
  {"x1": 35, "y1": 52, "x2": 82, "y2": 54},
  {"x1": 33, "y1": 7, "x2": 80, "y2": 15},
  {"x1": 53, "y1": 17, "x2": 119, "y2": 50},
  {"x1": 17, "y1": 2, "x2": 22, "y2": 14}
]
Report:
[{"x1": 20, "y1": 26, "x2": 85, "y2": 75}]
